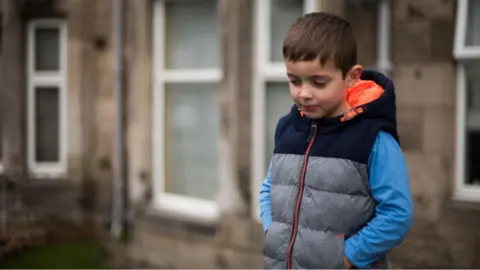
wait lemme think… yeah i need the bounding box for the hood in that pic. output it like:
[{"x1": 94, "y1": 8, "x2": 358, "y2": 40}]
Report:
[
  {"x1": 347, "y1": 69, "x2": 397, "y2": 128},
  {"x1": 289, "y1": 70, "x2": 398, "y2": 137}
]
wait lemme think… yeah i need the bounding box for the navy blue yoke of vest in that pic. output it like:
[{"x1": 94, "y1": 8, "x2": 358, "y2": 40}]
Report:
[{"x1": 273, "y1": 70, "x2": 400, "y2": 165}]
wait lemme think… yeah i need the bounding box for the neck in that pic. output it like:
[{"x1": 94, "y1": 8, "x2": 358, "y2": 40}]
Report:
[{"x1": 324, "y1": 102, "x2": 351, "y2": 119}]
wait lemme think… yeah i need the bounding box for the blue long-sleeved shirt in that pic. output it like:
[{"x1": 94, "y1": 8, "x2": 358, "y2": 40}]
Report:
[{"x1": 259, "y1": 131, "x2": 413, "y2": 268}]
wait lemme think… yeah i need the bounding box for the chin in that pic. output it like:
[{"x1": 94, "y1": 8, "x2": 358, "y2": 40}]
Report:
[{"x1": 304, "y1": 111, "x2": 325, "y2": 119}]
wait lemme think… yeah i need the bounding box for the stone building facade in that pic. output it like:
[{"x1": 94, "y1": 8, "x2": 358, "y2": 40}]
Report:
[{"x1": 1, "y1": 0, "x2": 480, "y2": 268}]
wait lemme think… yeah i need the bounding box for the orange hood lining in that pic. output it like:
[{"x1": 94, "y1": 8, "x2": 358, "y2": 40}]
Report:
[
  {"x1": 346, "y1": 79, "x2": 384, "y2": 108},
  {"x1": 337, "y1": 80, "x2": 384, "y2": 122}
]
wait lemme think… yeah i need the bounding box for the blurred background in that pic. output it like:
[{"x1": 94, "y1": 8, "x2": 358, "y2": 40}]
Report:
[{"x1": 0, "y1": 0, "x2": 479, "y2": 268}]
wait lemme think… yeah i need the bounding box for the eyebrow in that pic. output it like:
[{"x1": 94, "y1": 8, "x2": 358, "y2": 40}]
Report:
[{"x1": 286, "y1": 73, "x2": 332, "y2": 80}]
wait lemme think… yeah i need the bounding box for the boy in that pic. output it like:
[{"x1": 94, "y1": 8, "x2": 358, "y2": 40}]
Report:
[{"x1": 260, "y1": 12, "x2": 413, "y2": 269}]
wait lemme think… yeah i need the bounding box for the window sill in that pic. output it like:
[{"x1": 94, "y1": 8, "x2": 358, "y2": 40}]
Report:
[
  {"x1": 28, "y1": 173, "x2": 68, "y2": 180},
  {"x1": 452, "y1": 186, "x2": 480, "y2": 203},
  {"x1": 28, "y1": 164, "x2": 67, "y2": 179},
  {"x1": 148, "y1": 193, "x2": 220, "y2": 227}
]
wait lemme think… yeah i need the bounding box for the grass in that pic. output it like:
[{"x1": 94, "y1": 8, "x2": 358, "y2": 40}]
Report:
[{"x1": 0, "y1": 239, "x2": 107, "y2": 269}]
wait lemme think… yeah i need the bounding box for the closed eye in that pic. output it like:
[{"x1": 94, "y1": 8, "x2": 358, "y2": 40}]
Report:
[
  {"x1": 289, "y1": 79, "x2": 301, "y2": 86},
  {"x1": 312, "y1": 81, "x2": 327, "y2": 88}
]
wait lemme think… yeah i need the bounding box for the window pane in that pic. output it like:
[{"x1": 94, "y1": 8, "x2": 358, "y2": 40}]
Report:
[
  {"x1": 466, "y1": 0, "x2": 480, "y2": 46},
  {"x1": 165, "y1": 0, "x2": 219, "y2": 69},
  {"x1": 465, "y1": 62, "x2": 480, "y2": 186},
  {"x1": 165, "y1": 83, "x2": 219, "y2": 200},
  {"x1": 466, "y1": 131, "x2": 480, "y2": 186},
  {"x1": 35, "y1": 86, "x2": 59, "y2": 162},
  {"x1": 265, "y1": 82, "x2": 293, "y2": 170},
  {"x1": 35, "y1": 28, "x2": 60, "y2": 71},
  {"x1": 466, "y1": 63, "x2": 480, "y2": 111},
  {"x1": 270, "y1": 0, "x2": 303, "y2": 62}
]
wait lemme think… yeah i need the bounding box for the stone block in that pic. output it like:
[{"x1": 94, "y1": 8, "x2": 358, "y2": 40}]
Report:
[
  {"x1": 177, "y1": 240, "x2": 218, "y2": 269},
  {"x1": 393, "y1": 20, "x2": 432, "y2": 64},
  {"x1": 430, "y1": 19, "x2": 455, "y2": 62},
  {"x1": 321, "y1": 0, "x2": 346, "y2": 17},
  {"x1": 131, "y1": 229, "x2": 218, "y2": 269},
  {"x1": 404, "y1": 153, "x2": 447, "y2": 222},
  {"x1": 423, "y1": 105, "x2": 455, "y2": 156},
  {"x1": 92, "y1": 0, "x2": 113, "y2": 37},
  {"x1": 394, "y1": 0, "x2": 455, "y2": 21},
  {"x1": 391, "y1": 215, "x2": 474, "y2": 268},
  {"x1": 134, "y1": 214, "x2": 201, "y2": 241},
  {"x1": 250, "y1": 219, "x2": 265, "y2": 249},
  {"x1": 471, "y1": 238, "x2": 480, "y2": 268},
  {"x1": 130, "y1": 214, "x2": 267, "y2": 268},
  {"x1": 345, "y1": 1, "x2": 376, "y2": 66},
  {"x1": 393, "y1": 63, "x2": 456, "y2": 107},
  {"x1": 217, "y1": 248, "x2": 263, "y2": 269},
  {"x1": 55, "y1": 0, "x2": 73, "y2": 14},
  {"x1": 218, "y1": 216, "x2": 263, "y2": 251},
  {"x1": 437, "y1": 205, "x2": 480, "y2": 240},
  {"x1": 397, "y1": 106, "x2": 425, "y2": 152},
  {"x1": 390, "y1": 238, "x2": 457, "y2": 268},
  {"x1": 410, "y1": 212, "x2": 476, "y2": 268}
]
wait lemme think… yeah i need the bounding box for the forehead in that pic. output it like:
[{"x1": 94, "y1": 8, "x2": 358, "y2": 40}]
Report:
[{"x1": 285, "y1": 59, "x2": 341, "y2": 77}]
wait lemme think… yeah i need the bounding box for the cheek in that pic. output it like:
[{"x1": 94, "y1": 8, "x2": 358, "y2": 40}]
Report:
[
  {"x1": 289, "y1": 86, "x2": 300, "y2": 100},
  {"x1": 313, "y1": 86, "x2": 345, "y2": 106}
]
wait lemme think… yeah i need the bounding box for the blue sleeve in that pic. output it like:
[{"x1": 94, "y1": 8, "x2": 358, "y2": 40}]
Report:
[
  {"x1": 260, "y1": 116, "x2": 288, "y2": 233},
  {"x1": 260, "y1": 161, "x2": 273, "y2": 233},
  {"x1": 344, "y1": 131, "x2": 414, "y2": 268}
]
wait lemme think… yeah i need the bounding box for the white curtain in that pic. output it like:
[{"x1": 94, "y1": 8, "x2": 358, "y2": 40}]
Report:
[
  {"x1": 165, "y1": 0, "x2": 220, "y2": 69},
  {"x1": 166, "y1": 83, "x2": 219, "y2": 200},
  {"x1": 163, "y1": 0, "x2": 220, "y2": 200},
  {"x1": 265, "y1": 82, "x2": 294, "y2": 168},
  {"x1": 270, "y1": 0, "x2": 304, "y2": 62}
]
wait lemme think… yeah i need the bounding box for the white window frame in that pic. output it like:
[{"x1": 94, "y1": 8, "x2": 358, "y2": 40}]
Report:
[
  {"x1": 454, "y1": 0, "x2": 480, "y2": 202},
  {"x1": 251, "y1": 0, "x2": 319, "y2": 220},
  {"x1": 27, "y1": 19, "x2": 68, "y2": 177},
  {"x1": 453, "y1": 0, "x2": 480, "y2": 60},
  {"x1": 152, "y1": 0, "x2": 222, "y2": 223}
]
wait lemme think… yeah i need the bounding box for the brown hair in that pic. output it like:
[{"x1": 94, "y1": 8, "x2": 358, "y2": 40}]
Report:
[{"x1": 282, "y1": 12, "x2": 357, "y2": 78}]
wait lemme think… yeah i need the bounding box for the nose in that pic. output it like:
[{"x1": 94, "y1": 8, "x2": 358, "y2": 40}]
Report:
[{"x1": 298, "y1": 85, "x2": 313, "y2": 100}]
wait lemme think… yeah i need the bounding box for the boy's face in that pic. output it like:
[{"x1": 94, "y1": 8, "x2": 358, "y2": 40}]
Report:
[{"x1": 285, "y1": 59, "x2": 362, "y2": 119}]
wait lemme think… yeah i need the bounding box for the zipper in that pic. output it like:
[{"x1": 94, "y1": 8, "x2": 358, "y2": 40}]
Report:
[{"x1": 286, "y1": 123, "x2": 317, "y2": 269}]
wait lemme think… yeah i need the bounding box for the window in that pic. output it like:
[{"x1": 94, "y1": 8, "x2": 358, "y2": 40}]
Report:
[
  {"x1": 454, "y1": 0, "x2": 480, "y2": 202},
  {"x1": 251, "y1": 0, "x2": 318, "y2": 218},
  {"x1": 27, "y1": 20, "x2": 67, "y2": 176},
  {"x1": 152, "y1": 0, "x2": 221, "y2": 222}
]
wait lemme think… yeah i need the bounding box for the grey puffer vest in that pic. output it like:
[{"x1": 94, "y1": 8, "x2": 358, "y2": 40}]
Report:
[
  {"x1": 264, "y1": 92, "x2": 398, "y2": 269},
  {"x1": 264, "y1": 152, "x2": 389, "y2": 269},
  {"x1": 264, "y1": 70, "x2": 399, "y2": 269}
]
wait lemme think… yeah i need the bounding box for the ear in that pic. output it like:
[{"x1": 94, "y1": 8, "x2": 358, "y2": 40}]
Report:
[{"x1": 347, "y1": 65, "x2": 363, "y2": 88}]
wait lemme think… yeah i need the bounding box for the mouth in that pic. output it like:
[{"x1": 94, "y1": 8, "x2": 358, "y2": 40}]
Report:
[{"x1": 302, "y1": 105, "x2": 319, "y2": 112}]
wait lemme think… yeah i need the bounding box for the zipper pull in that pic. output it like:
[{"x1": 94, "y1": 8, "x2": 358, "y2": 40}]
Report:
[{"x1": 306, "y1": 124, "x2": 317, "y2": 143}]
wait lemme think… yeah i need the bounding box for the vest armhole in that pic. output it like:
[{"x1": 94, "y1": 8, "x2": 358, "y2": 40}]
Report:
[
  {"x1": 360, "y1": 122, "x2": 385, "y2": 167},
  {"x1": 274, "y1": 115, "x2": 290, "y2": 146},
  {"x1": 361, "y1": 122, "x2": 399, "y2": 168}
]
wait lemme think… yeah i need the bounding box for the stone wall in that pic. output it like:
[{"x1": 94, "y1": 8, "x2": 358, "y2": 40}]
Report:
[
  {"x1": 122, "y1": 0, "x2": 480, "y2": 268},
  {"x1": 0, "y1": 0, "x2": 116, "y2": 229},
  {"x1": 5, "y1": 0, "x2": 479, "y2": 268},
  {"x1": 370, "y1": 0, "x2": 480, "y2": 268}
]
